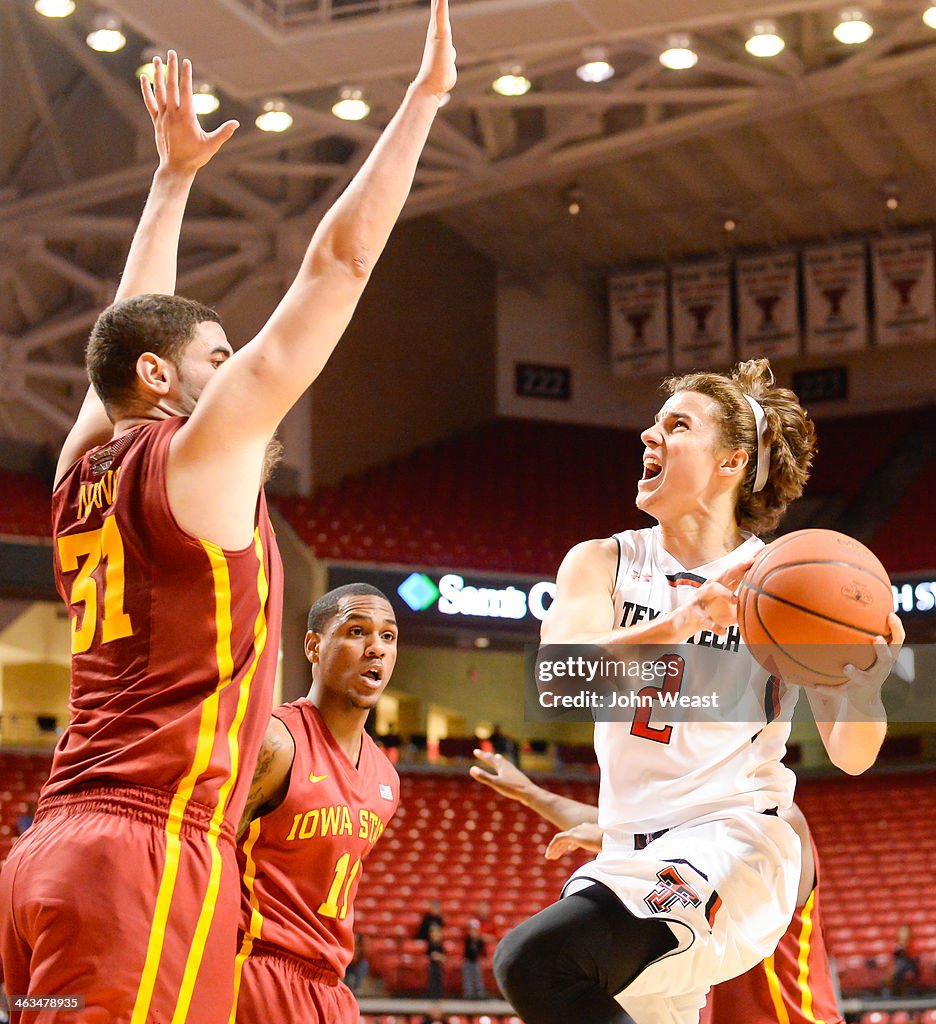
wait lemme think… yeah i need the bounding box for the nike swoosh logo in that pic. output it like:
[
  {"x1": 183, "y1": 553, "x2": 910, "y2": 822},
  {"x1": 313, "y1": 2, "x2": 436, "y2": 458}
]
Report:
[{"x1": 309, "y1": 773, "x2": 328, "y2": 783}]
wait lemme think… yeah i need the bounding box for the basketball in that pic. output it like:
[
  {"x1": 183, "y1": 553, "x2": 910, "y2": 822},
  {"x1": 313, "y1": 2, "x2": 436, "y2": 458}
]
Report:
[{"x1": 738, "y1": 529, "x2": 894, "y2": 687}]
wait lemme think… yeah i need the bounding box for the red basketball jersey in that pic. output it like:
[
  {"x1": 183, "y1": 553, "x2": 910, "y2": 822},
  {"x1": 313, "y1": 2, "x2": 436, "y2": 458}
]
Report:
[
  {"x1": 46, "y1": 417, "x2": 283, "y2": 828},
  {"x1": 236, "y1": 701, "x2": 400, "y2": 974},
  {"x1": 702, "y1": 845, "x2": 843, "y2": 1024}
]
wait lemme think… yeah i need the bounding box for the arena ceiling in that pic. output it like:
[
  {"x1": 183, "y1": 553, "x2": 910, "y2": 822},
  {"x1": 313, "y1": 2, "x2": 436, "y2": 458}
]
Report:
[{"x1": 3, "y1": 0, "x2": 936, "y2": 446}]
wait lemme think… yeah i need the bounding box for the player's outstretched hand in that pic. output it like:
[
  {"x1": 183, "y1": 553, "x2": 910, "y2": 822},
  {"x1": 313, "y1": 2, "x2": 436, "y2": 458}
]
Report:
[
  {"x1": 545, "y1": 823, "x2": 603, "y2": 860},
  {"x1": 469, "y1": 749, "x2": 535, "y2": 804},
  {"x1": 141, "y1": 50, "x2": 239, "y2": 175},
  {"x1": 810, "y1": 612, "x2": 905, "y2": 703},
  {"x1": 412, "y1": 0, "x2": 456, "y2": 100}
]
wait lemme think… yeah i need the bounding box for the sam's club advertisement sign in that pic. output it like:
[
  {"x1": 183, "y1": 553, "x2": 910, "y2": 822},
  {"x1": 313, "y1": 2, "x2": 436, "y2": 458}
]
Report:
[{"x1": 327, "y1": 566, "x2": 556, "y2": 636}]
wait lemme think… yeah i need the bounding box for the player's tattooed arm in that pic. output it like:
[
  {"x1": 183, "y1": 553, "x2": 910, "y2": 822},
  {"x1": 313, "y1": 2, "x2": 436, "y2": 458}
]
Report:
[
  {"x1": 470, "y1": 749, "x2": 598, "y2": 831},
  {"x1": 237, "y1": 716, "x2": 295, "y2": 839}
]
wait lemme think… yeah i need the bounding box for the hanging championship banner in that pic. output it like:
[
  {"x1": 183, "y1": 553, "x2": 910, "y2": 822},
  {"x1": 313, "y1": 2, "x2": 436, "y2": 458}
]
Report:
[
  {"x1": 672, "y1": 259, "x2": 732, "y2": 370},
  {"x1": 736, "y1": 252, "x2": 800, "y2": 359},
  {"x1": 609, "y1": 269, "x2": 669, "y2": 377},
  {"x1": 804, "y1": 242, "x2": 868, "y2": 354},
  {"x1": 872, "y1": 233, "x2": 936, "y2": 348}
]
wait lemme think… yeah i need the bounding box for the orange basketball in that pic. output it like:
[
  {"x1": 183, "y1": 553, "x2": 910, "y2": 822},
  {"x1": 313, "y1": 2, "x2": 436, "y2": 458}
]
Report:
[{"x1": 738, "y1": 529, "x2": 893, "y2": 687}]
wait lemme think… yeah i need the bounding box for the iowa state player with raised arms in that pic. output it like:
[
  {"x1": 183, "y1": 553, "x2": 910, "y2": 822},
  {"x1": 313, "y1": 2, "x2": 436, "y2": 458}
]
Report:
[
  {"x1": 493, "y1": 359, "x2": 903, "y2": 1024},
  {"x1": 231, "y1": 584, "x2": 400, "y2": 1023},
  {"x1": 471, "y1": 752, "x2": 844, "y2": 1024},
  {"x1": 0, "y1": 4, "x2": 455, "y2": 1019}
]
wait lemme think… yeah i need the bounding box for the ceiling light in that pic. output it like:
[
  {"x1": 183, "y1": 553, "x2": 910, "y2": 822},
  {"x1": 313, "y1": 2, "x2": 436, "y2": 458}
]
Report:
[
  {"x1": 724, "y1": 217, "x2": 738, "y2": 233},
  {"x1": 576, "y1": 46, "x2": 614, "y2": 83},
  {"x1": 745, "y1": 20, "x2": 785, "y2": 57},
  {"x1": 331, "y1": 87, "x2": 370, "y2": 121},
  {"x1": 659, "y1": 35, "x2": 698, "y2": 71},
  {"x1": 493, "y1": 65, "x2": 532, "y2": 97},
  {"x1": 192, "y1": 83, "x2": 220, "y2": 116},
  {"x1": 474, "y1": 637, "x2": 491, "y2": 649},
  {"x1": 34, "y1": 0, "x2": 75, "y2": 17},
  {"x1": 833, "y1": 8, "x2": 873, "y2": 45},
  {"x1": 255, "y1": 99, "x2": 293, "y2": 133},
  {"x1": 885, "y1": 194, "x2": 900, "y2": 211},
  {"x1": 136, "y1": 60, "x2": 157, "y2": 82},
  {"x1": 86, "y1": 13, "x2": 126, "y2": 53},
  {"x1": 563, "y1": 184, "x2": 584, "y2": 216},
  {"x1": 924, "y1": 5, "x2": 936, "y2": 29}
]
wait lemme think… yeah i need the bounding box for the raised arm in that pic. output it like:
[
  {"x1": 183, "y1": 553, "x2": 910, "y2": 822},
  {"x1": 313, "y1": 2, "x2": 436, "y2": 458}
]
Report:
[
  {"x1": 237, "y1": 716, "x2": 295, "y2": 839},
  {"x1": 168, "y1": 0, "x2": 456, "y2": 549},
  {"x1": 56, "y1": 52, "x2": 238, "y2": 485},
  {"x1": 541, "y1": 538, "x2": 753, "y2": 647}
]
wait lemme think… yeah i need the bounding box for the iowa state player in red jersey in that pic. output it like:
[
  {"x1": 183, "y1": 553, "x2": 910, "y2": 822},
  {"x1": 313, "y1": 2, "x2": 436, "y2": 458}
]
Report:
[
  {"x1": 231, "y1": 584, "x2": 400, "y2": 1023},
  {"x1": 0, "y1": 5, "x2": 455, "y2": 1021},
  {"x1": 471, "y1": 753, "x2": 844, "y2": 1024}
]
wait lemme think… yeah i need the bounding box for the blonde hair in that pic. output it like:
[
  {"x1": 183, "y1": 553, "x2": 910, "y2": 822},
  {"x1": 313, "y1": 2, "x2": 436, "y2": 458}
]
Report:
[{"x1": 663, "y1": 359, "x2": 816, "y2": 535}]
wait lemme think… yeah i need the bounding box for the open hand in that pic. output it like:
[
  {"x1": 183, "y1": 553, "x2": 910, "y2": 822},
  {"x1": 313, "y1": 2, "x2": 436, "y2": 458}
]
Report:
[
  {"x1": 469, "y1": 749, "x2": 533, "y2": 803},
  {"x1": 413, "y1": 0, "x2": 457, "y2": 100},
  {"x1": 141, "y1": 50, "x2": 239, "y2": 175},
  {"x1": 545, "y1": 823, "x2": 603, "y2": 860}
]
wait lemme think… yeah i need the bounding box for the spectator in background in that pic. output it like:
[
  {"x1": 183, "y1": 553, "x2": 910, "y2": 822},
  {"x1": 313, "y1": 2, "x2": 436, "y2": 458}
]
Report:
[
  {"x1": 417, "y1": 898, "x2": 444, "y2": 942},
  {"x1": 420, "y1": 1004, "x2": 448, "y2": 1024},
  {"x1": 426, "y1": 922, "x2": 446, "y2": 999},
  {"x1": 891, "y1": 924, "x2": 921, "y2": 995},
  {"x1": 473, "y1": 899, "x2": 494, "y2": 943},
  {"x1": 345, "y1": 932, "x2": 369, "y2": 994},
  {"x1": 15, "y1": 801, "x2": 36, "y2": 836},
  {"x1": 462, "y1": 918, "x2": 487, "y2": 999}
]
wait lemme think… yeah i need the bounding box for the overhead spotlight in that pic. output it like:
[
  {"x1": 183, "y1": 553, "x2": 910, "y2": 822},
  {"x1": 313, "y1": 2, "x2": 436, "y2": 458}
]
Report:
[
  {"x1": 86, "y1": 13, "x2": 126, "y2": 52},
  {"x1": 255, "y1": 99, "x2": 293, "y2": 133},
  {"x1": 332, "y1": 87, "x2": 370, "y2": 121},
  {"x1": 924, "y1": 5, "x2": 936, "y2": 29},
  {"x1": 563, "y1": 184, "x2": 585, "y2": 216},
  {"x1": 192, "y1": 83, "x2": 220, "y2": 116},
  {"x1": 492, "y1": 65, "x2": 532, "y2": 97},
  {"x1": 885, "y1": 195, "x2": 900, "y2": 211},
  {"x1": 745, "y1": 20, "x2": 785, "y2": 57},
  {"x1": 473, "y1": 637, "x2": 491, "y2": 649},
  {"x1": 136, "y1": 59, "x2": 157, "y2": 83},
  {"x1": 833, "y1": 8, "x2": 873, "y2": 44},
  {"x1": 723, "y1": 217, "x2": 738, "y2": 233},
  {"x1": 659, "y1": 35, "x2": 699, "y2": 70},
  {"x1": 576, "y1": 46, "x2": 615, "y2": 83},
  {"x1": 34, "y1": 0, "x2": 75, "y2": 17}
]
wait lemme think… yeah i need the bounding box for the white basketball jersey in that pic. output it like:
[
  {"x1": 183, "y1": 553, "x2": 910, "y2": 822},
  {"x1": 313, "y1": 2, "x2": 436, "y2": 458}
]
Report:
[{"x1": 596, "y1": 526, "x2": 798, "y2": 838}]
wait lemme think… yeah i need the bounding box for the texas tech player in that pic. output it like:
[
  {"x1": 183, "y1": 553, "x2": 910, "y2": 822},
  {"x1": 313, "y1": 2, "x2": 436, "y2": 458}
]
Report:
[{"x1": 493, "y1": 361, "x2": 902, "y2": 1024}]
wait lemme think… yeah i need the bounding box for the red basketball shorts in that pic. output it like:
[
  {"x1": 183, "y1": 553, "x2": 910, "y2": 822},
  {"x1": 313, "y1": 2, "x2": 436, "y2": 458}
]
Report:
[
  {"x1": 0, "y1": 785, "x2": 241, "y2": 1024},
  {"x1": 232, "y1": 940, "x2": 357, "y2": 1024}
]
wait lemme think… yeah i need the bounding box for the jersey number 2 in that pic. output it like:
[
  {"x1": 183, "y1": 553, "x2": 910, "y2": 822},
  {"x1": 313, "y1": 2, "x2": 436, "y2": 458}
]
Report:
[
  {"x1": 318, "y1": 853, "x2": 362, "y2": 920},
  {"x1": 57, "y1": 516, "x2": 133, "y2": 654},
  {"x1": 629, "y1": 654, "x2": 684, "y2": 745}
]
